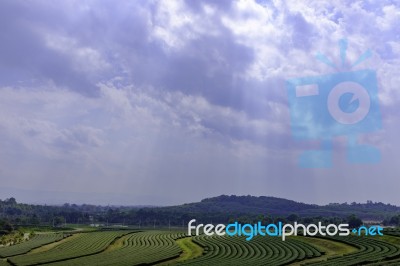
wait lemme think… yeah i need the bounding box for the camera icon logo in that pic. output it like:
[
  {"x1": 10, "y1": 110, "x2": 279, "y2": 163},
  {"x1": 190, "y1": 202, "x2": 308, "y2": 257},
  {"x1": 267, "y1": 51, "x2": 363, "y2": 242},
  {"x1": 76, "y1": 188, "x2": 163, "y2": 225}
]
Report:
[{"x1": 286, "y1": 39, "x2": 382, "y2": 168}]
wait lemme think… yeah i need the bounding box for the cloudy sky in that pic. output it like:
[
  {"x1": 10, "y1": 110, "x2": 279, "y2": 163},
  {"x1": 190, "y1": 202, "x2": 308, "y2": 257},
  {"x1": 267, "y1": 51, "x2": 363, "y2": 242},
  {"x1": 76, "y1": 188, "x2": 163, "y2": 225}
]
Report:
[{"x1": 0, "y1": 0, "x2": 399, "y2": 205}]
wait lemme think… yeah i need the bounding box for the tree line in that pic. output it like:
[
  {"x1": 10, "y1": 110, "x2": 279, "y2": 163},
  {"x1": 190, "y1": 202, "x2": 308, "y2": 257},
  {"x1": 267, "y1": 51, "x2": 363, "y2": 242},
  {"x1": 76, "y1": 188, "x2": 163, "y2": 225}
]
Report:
[{"x1": 0, "y1": 197, "x2": 375, "y2": 231}]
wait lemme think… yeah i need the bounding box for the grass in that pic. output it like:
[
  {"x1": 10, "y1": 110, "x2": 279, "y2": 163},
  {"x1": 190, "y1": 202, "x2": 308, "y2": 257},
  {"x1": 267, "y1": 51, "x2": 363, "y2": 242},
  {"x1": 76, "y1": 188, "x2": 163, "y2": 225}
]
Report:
[
  {"x1": 376, "y1": 235, "x2": 400, "y2": 246},
  {"x1": 0, "y1": 259, "x2": 10, "y2": 266},
  {"x1": 103, "y1": 233, "x2": 135, "y2": 252},
  {"x1": 289, "y1": 236, "x2": 358, "y2": 265},
  {"x1": 156, "y1": 236, "x2": 203, "y2": 265},
  {"x1": 18, "y1": 226, "x2": 74, "y2": 232},
  {"x1": 0, "y1": 231, "x2": 25, "y2": 246},
  {"x1": 176, "y1": 237, "x2": 204, "y2": 262},
  {"x1": 27, "y1": 233, "x2": 78, "y2": 254}
]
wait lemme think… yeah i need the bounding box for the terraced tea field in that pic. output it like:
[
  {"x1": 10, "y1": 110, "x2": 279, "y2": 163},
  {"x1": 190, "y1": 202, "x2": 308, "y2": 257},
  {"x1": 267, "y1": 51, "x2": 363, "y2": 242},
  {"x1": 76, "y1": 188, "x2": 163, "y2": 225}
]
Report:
[
  {"x1": 0, "y1": 233, "x2": 67, "y2": 258},
  {"x1": 0, "y1": 229, "x2": 399, "y2": 265},
  {"x1": 304, "y1": 235, "x2": 400, "y2": 265},
  {"x1": 180, "y1": 234, "x2": 323, "y2": 265},
  {"x1": 7, "y1": 231, "x2": 130, "y2": 265},
  {"x1": 49, "y1": 231, "x2": 186, "y2": 266}
]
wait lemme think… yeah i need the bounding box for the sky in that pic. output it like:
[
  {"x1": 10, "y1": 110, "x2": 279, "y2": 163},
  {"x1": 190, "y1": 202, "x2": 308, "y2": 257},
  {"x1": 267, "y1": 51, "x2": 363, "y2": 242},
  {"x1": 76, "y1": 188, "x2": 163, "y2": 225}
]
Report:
[{"x1": 0, "y1": 0, "x2": 399, "y2": 206}]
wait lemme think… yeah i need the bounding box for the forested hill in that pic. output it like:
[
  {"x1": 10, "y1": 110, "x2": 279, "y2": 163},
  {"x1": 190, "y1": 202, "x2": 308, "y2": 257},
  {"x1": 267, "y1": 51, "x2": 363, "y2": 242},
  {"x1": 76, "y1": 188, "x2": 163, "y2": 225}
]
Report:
[
  {"x1": 162, "y1": 195, "x2": 319, "y2": 215},
  {"x1": 1, "y1": 195, "x2": 400, "y2": 228},
  {"x1": 157, "y1": 195, "x2": 400, "y2": 220}
]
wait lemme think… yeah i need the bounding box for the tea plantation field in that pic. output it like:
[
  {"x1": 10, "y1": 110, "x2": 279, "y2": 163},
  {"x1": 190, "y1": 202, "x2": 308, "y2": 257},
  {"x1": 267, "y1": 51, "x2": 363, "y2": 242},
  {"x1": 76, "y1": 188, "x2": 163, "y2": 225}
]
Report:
[{"x1": 0, "y1": 228, "x2": 400, "y2": 265}]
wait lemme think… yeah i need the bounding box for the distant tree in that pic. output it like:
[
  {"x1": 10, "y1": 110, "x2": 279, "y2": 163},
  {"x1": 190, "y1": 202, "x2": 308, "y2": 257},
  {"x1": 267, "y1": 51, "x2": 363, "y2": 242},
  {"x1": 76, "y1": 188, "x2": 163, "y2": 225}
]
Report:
[
  {"x1": 347, "y1": 214, "x2": 362, "y2": 228},
  {"x1": 390, "y1": 215, "x2": 400, "y2": 226},
  {"x1": 327, "y1": 216, "x2": 345, "y2": 225},
  {"x1": 274, "y1": 217, "x2": 287, "y2": 224},
  {"x1": 0, "y1": 220, "x2": 14, "y2": 233},
  {"x1": 237, "y1": 216, "x2": 252, "y2": 224},
  {"x1": 302, "y1": 217, "x2": 314, "y2": 224},
  {"x1": 53, "y1": 217, "x2": 64, "y2": 227},
  {"x1": 5, "y1": 207, "x2": 22, "y2": 215},
  {"x1": 5, "y1": 197, "x2": 17, "y2": 205},
  {"x1": 262, "y1": 215, "x2": 274, "y2": 224},
  {"x1": 30, "y1": 214, "x2": 40, "y2": 225},
  {"x1": 287, "y1": 214, "x2": 299, "y2": 222}
]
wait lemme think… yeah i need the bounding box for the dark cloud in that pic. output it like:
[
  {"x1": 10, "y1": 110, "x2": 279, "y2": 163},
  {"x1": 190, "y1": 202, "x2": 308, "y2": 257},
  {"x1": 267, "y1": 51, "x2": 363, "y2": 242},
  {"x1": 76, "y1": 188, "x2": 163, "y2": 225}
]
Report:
[
  {"x1": 160, "y1": 33, "x2": 254, "y2": 108},
  {"x1": 285, "y1": 12, "x2": 316, "y2": 51},
  {"x1": 0, "y1": 0, "x2": 270, "y2": 114},
  {"x1": 0, "y1": 1, "x2": 100, "y2": 96}
]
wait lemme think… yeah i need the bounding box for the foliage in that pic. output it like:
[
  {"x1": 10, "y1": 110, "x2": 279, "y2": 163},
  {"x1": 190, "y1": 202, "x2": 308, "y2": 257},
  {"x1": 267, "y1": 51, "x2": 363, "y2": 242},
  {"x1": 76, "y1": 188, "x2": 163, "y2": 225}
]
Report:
[
  {"x1": 0, "y1": 196, "x2": 399, "y2": 229},
  {"x1": 347, "y1": 214, "x2": 363, "y2": 228}
]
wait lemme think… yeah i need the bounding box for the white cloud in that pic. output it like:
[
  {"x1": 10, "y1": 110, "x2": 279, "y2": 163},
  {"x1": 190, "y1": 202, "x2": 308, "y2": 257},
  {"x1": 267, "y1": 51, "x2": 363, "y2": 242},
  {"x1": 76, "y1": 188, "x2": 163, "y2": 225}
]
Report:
[
  {"x1": 377, "y1": 4, "x2": 400, "y2": 31},
  {"x1": 44, "y1": 33, "x2": 110, "y2": 74}
]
